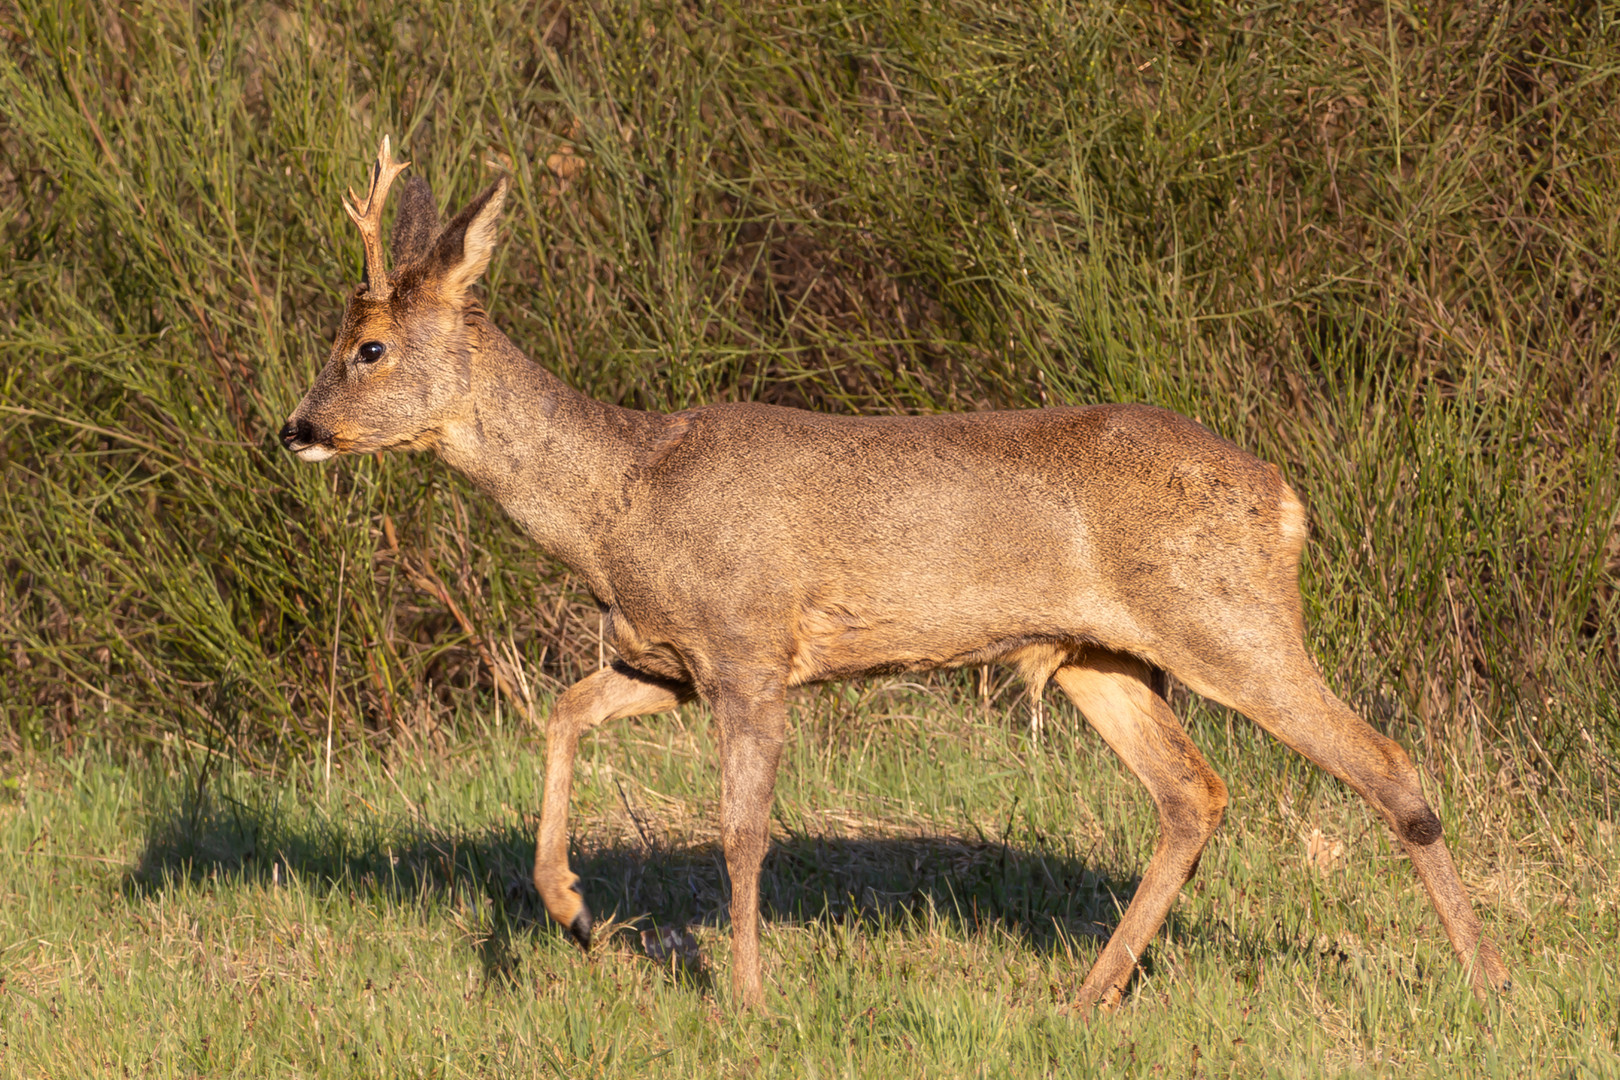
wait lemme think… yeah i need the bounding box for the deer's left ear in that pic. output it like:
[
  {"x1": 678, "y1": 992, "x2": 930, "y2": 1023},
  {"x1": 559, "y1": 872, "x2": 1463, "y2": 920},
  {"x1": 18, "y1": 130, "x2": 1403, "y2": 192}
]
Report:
[{"x1": 426, "y1": 177, "x2": 508, "y2": 304}]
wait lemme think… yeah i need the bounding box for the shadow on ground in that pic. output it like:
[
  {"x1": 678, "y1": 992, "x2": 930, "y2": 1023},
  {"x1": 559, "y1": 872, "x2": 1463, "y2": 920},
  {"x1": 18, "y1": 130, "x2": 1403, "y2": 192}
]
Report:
[{"x1": 127, "y1": 784, "x2": 1190, "y2": 991}]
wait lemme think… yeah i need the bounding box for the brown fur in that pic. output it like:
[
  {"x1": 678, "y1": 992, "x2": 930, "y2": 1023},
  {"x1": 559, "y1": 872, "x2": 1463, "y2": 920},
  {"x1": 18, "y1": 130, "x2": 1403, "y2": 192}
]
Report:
[{"x1": 281, "y1": 142, "x2": 1511, "y2": 1011}]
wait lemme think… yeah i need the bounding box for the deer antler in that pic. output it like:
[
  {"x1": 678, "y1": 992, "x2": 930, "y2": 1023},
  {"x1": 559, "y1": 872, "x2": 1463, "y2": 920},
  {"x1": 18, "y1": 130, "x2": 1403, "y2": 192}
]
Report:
[{"x1": 342, "y1": 135, "x2": 411, "y2": 298}]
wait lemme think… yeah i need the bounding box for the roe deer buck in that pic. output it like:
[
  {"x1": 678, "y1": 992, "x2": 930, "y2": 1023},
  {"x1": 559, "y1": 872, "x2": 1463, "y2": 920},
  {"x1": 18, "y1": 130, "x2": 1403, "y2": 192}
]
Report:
[{"x1": 281, "y1": 139, "x2": 1510, "y2": 1011}]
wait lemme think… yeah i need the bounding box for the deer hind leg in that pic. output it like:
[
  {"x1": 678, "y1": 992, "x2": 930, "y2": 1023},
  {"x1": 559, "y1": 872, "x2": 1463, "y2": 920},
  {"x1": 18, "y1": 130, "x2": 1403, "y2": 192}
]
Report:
[
  {"x1": 1052, "y1": 651, "x2": 1229, "y2": 1012},
  {"x1": 534, "y1": 662, "x2": 691, "y2": 948},
  {"x1": 1193, "y1": 650, "x2": 1511, "y2": 998}
]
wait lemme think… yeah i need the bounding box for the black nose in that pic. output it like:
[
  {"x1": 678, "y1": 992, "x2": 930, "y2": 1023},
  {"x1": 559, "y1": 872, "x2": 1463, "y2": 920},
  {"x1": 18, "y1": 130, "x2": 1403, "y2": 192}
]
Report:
[{"x1": 279, "y1": 419, "x2": 306, "y2": 448}]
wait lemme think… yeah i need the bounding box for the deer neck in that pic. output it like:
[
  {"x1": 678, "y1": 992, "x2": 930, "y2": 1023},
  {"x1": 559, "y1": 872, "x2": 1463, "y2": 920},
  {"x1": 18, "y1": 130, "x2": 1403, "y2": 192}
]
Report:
[{"x1": 435, "y1": 325, "x2": 645, "y2": 598}]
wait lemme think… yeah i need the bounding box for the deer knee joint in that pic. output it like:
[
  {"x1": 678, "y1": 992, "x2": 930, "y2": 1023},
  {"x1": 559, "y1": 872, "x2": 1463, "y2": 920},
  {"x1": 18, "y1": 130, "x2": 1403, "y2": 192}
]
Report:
[
  {"x1": 1170, "y1": 768, "x2": 1228, "y2": 841},
  {"x1": 1162, "y1": 795, "x2": 1223, "y2": 850},
  {"x1": 721, "y1": 819, "x2": 769, "y2": 861}
]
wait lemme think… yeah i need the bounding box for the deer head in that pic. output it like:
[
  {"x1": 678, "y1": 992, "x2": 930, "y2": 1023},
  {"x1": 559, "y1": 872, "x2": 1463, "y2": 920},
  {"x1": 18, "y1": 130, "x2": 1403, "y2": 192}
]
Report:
[{"x1": 280, "y1": 137, "x2": 508, "y2": 462}]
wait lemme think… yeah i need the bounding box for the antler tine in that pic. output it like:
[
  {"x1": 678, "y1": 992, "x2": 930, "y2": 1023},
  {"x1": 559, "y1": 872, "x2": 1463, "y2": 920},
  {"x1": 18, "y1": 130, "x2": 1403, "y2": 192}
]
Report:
[{"x1": 342, "y1": 135, "x2": 411, "y2": 297}]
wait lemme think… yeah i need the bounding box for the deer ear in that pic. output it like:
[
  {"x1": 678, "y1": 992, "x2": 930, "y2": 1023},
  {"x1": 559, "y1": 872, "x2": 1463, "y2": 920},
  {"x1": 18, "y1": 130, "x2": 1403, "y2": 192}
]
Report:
[
  {"x1": 389, "y1": 177, "x2": 439, "y2": 267},
  {"x1": 426, "y1": 177, "x2": 508, "y2": 303}
]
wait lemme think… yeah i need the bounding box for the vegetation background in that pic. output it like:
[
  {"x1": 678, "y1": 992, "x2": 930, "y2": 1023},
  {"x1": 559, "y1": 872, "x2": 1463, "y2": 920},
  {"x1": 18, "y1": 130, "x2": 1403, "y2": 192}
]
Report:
[{"x1": 1, "y1": 0, "x2": 1617, "y2": 1076}]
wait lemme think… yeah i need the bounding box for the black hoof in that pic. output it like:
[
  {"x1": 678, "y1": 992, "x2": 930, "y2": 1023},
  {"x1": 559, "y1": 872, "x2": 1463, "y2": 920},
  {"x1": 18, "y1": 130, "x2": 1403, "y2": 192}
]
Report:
[{"x1": 567, "y1": 901, "x2": 593, "y2": 951}]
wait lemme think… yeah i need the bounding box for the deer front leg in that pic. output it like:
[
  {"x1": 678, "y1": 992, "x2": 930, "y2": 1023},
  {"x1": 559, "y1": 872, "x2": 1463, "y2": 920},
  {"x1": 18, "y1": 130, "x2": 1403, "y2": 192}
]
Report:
[
  {"x1": 1053, "y1": 652, "x2": 1229, "y2": 1012},
  {"x1": 712, "y1": 684, "x2": 789, "y2": 1009},
  {"x1": 534, "y1": 662, "x2": 690, "y2": 947}
]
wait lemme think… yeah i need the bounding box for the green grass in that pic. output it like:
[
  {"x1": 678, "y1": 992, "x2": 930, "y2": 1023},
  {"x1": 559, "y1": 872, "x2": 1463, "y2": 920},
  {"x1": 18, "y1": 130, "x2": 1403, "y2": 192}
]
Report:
[{"x1": 4, "y1": 692, "x2": 1617, "y2": 1078}]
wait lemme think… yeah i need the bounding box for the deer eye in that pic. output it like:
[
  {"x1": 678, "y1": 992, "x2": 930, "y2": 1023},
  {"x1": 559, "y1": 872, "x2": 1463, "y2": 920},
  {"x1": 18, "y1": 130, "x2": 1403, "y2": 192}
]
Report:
[{"x1": 357, "y1": 341, "x2": 386, "y2": 363}]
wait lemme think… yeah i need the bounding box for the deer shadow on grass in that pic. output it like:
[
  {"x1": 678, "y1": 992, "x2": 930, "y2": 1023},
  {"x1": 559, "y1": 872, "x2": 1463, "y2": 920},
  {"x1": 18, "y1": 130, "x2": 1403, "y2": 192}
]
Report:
[{"x1": 127, "y1": 783, "x2": 1221, "y2": 995}]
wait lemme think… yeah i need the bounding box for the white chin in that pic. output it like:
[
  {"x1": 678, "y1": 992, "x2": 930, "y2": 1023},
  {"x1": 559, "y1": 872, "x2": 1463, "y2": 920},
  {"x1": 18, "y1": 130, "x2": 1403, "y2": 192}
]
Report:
[{"x1": 295, "y1": 445, "x2": 336, "y2": 463}]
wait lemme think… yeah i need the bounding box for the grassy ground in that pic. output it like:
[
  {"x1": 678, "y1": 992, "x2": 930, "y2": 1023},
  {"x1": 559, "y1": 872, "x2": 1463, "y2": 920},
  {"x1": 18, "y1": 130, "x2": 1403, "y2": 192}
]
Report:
[{"x1": 3, "y1": 691, "x2": 1617, "y2": 1078}]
